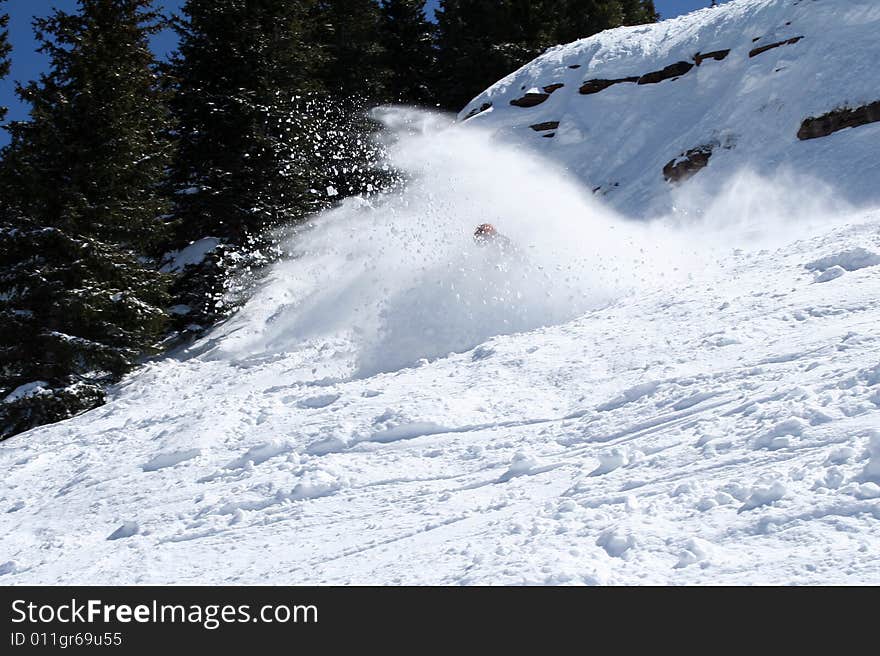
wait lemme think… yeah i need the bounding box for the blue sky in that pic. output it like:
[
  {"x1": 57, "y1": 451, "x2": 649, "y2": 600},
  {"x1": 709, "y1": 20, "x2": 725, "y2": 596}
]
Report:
[{"x1": 1, "y1": 0, "x2": 726, "y2": 138}]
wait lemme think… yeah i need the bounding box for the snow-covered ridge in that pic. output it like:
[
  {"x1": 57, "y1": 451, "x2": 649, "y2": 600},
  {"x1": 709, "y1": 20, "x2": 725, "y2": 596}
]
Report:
[{"x1": 460, "y1": 0, "x2": 880, "y2": 216}]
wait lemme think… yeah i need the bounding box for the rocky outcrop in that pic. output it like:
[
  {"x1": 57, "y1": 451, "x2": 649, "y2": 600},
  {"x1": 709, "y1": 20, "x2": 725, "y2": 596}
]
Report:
[
  {"x1": 463, "y1": 102, "x2": 492, "y2": 120},
  {"x1": 638, "y1": 61, "x2": 694, "y2": 85},
  {"x1": 578, "y1": 50, "x2": 729, "y2": 96},
  {"x1": 797, "y1": 101, "x2": 880, "y2": 140},
  {"x1": 510, "y1": 93, "x2": 549, "y2": 108},
  {"x1": 749, "y1": 36, "x2": 803, "y2": 58},
  {"x1": 510, "y1": 84, "x2": 564, "y2": 108},
  {"x1": 530, "y1": 121, "x2": 560, "y2": 132},
  {"x1": 663, "y1": 145, "x2": 714, "y2": 183},
  {"x1": 579, "y1": 77, "x2": 639, "y2": 95},
  {"x1": 694, "y1": 49, "x2": 731, "y2": 66}
]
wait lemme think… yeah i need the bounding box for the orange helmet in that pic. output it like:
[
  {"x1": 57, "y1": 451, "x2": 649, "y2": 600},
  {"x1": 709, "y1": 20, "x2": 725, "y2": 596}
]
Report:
[{"x1": 474, "y1": 223, "x2": 497, "y2": 238}]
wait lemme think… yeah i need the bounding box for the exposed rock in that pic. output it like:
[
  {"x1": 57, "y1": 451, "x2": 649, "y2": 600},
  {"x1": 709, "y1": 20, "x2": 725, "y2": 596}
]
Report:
[
  {"x1": 694, "y1": 49, "x2": 731, "y2": 65},
  {"x1": 592, "y1": 182, "x2": 619, "y2": 195},
  {"x1": 510, "y1": 84, "x2": 563, "y2": 108},
  {"x1": 797, "y1": 100, "x2": 880, "y2": 140},
  {"x1": 568, "y1": 64, "x2": 581, "y2": 69},
  {"x1": 663, "y1": 145, "x2": 714, "y2": 183},
  {"x1": 580, "y1": 55, "x2": 721, "y2": 96},
  {"x1": 579, "y1": 77, "x2": 639, "y2": 95},
  {"x1": 638, "y1": 61, "x2": 694, "y2": 85},
  {"x1": 542, "y1": 133, "x2": 556, "y2": 138},
  {"x1": 530, "y1": 121, "x2": 560, "y2": 132},
  {"x1": 463, "y1": 102, "x2": 492, "y2": 120},
  {"x1": 749, "y1": 36, "x2": 803, "y2": 58},
  {"x1": 510, "y1": 92, "x2": 549, "y2": 108}
]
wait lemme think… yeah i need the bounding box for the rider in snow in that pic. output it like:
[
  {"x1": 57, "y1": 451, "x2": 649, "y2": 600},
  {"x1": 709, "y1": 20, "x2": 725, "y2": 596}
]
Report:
[{"x1": 473, "y1": 223, "x2": 513, "y2": 251}]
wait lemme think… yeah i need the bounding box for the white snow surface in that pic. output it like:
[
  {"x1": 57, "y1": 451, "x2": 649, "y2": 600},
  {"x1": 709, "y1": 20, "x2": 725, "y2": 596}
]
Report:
[
  {"x1": 2, "y1": 0, "x2": 880, "y2": 585},
  {"x1": 3, "y1": 382, "x2": 50, "y2": 404},
  {"x1": 160, "y1": 237, "x2": 220, "y2": 273}
]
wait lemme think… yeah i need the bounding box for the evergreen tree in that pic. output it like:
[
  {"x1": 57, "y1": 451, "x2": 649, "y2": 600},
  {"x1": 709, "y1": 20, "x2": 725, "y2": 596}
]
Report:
[
  {"x1": 435, "y1": 1, "x2": 512, "y2": 113},
  {"x1": 435, "y1": 1, "x2": 658, "y2": 112},
  {"x1": 311, "y1": 1, "x2": 395, "y2": 206},
  {"x1": 0, "y1": 0, "x2": 10, "y2": 122},
  {"x1": 167, "y1": 0, "x2": 324, "y2": 245},
  {"x1": 0, "y1": 0, "x2": 172, "y2": 439},
  {"x1": 316, "y1": 0, "x2": 387, "y2": 101},
  {"x1": 621, "y1": 1, "x2": 658, "y2": 24},
  {"x1": 379, "y1": 0, "x2": 435, "y2": 106},
  {"x1": 435, "y1": 1, "x2": 567, "y2": 113},
  {"x1": 164, "y1": 0, "x2": 325, "y2": 329},
  {"x1": 551, "y1": 1, "x2": 658, "y2": 43}
]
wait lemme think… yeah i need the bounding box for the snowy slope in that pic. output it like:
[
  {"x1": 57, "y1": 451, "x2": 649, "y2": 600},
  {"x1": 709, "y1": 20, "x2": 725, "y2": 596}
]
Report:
[
  {"x1": 2, "y1": 210, "x2": 879, "y2": 584},
  {"x1": 460, "y1": 0, "x2": 880, "y2": 216},
  {"x1": 2, "y1": 0, "x2": 880, "y2": 585}
]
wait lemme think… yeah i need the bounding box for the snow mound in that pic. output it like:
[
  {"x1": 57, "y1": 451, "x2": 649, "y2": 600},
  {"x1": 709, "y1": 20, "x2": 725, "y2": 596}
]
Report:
[
  {"x1": 813, "y1": 265, "x2": 846, "y2": 283},
  {"x1": 864, "y1": 431, "x2": 880, "y2": 483},
  {"x1": 806, "y1": 247, "x2": 880, "y2": 273},
  {"x1": 107, "y1": 522, "x2": 139, "y2": 541},
  {"x1": 3, "y1": 381, "x2": 50, "y2": 403},
  {"x1": 160, "y1": 237, "x2": 220, "y2": 273},
  {"x1": 142, "y1": 449, "x2": 201, "y2": 472}
]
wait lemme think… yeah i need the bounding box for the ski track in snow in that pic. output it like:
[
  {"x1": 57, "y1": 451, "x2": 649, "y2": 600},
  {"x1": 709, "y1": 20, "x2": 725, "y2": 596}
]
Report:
[{"x1": 2, "y1": 215, "x2": 879, "y2": 584}]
